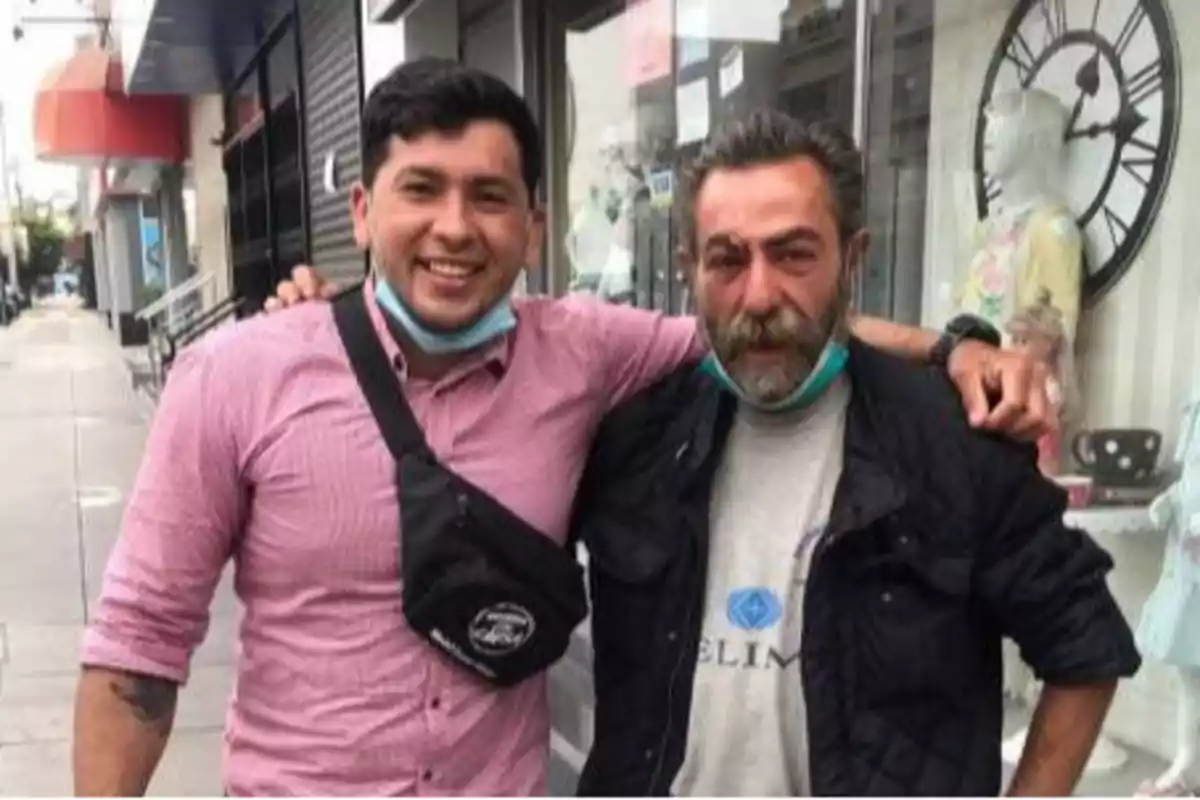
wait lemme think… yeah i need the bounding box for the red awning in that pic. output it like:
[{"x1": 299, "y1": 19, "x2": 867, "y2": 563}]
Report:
[{"x1": 33, "y1": 47, "x2": 188, "y2": 166}]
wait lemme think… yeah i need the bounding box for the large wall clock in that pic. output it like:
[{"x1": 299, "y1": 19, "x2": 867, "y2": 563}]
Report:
[{"x1": 973, "y1": 0, "x2": 1181, "y2": 304}]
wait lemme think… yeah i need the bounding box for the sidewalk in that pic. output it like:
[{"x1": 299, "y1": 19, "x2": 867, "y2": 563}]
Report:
[{"x1": 0, "y1": 299, "x2": 237, "y2": 796}]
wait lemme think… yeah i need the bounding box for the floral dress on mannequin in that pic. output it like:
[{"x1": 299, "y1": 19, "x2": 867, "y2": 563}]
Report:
[{"x1": 959, "y1": 201, "x2": 1083, "y2": 345}]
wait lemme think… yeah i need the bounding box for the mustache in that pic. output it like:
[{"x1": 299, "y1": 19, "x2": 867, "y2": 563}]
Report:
[
  {"x1": 715, "y1": 306, "x2": 827, "y2": 359},
  {"x1": 713, "y1": 270, "x2": 856, "y2": 360}
]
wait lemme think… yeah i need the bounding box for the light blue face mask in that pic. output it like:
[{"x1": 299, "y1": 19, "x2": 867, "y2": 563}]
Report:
[
  {"x1": 374, "y1": 275, "x2": 517, "y2": 355},
  {"x1": 700, "y1": 338, "x2": 850, "y2": 413}
]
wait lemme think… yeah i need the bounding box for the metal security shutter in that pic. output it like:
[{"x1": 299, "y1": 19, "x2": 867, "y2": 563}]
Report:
[{"x1": 299, "y1": 0, "x2": 365, "y2": 285}]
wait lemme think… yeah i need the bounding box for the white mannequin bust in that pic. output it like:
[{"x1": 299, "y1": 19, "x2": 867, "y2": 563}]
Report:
[{"x1": 984, "y1": 88, "x2": 1071, "y2": 208}]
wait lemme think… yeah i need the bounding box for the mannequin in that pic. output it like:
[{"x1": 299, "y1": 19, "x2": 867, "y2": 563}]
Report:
[
  {"x1": 595, "y1": 205, "x2": 636, "y2": 305},
  {"x1": 566, "y1": 186, "x2": 617, "y2": 284},
  {"x1": 1135, "y1": 395, "x2": 1200, "y2": 797},
  {"x1": 960, "y1": 87, "x2": 1083, "y2": 349},
  {"x1": 567, "y1": 126, "x2": 641, "y2": 295}
]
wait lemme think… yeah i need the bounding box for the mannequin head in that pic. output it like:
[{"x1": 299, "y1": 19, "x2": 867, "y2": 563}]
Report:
[{"x1": 983, "y1": 88, "x2": 1070, "y2": 194}]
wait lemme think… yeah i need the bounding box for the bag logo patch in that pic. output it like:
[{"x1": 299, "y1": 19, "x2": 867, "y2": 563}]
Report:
[{"x1": 468, "y1": 602, "x2": 537, "y2": 655}]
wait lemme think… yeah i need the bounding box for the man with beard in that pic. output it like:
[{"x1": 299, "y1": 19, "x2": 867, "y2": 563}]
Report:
[{"x1": 571, "y1": 111, "x2": 1141, "y2": 797}]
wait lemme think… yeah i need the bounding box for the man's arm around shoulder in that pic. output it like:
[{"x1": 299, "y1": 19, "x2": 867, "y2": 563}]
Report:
[
  {"x1": 74, "y1": 345, "x2": 246, "y2": 795},
  {"x1": 851, "y1": 313, "x2": 1052, "y2": 440},
  {"x1": 969, "y1": 435, "x2": 1141, "y2": 796}
]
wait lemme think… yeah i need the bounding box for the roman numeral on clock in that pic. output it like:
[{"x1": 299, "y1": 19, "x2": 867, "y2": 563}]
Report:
[
  {"x1": 1127, "y1": 60, "x2": 1164, "y2": 107},
  {"x1": 1004, "y1": 33, "x2": 1036, "y2": 85},
  {"x1": 984, "y1": 175, "x2": 1002, "y2": 205},
  {"x1": 1114, "y1": 3, "x2": 1148, "y2": 58},
  {"x1": 1120, "y1": 136, "x2": 1159, "y2": 189},
  {"x1": 1121, "y1": 155, "x2": 1154, "y2": 189},
  {"x1": 1041, "y1": 0, "x2": 1068, "y2": 42},
  {"x1": 1103, "y1": 205, "x2": 1130, "y2": 250}
]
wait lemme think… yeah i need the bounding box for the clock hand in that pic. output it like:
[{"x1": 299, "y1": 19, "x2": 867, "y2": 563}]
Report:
[
  {"x1": 1076, "y1": 52, "x2": 1101, "y2": 97},
  {"x1": 1113, "y1": 103, "x2": 1149, "y2": 144},
  {"x1": 1064, "y1": 102, "x2": 1148, "y2": 144},
  {"x1": 1065, "y1": 96, "x2": 1086, "y2": 140},
  {"x1": 1064, "y1": 52, "x2": 1102, "y2": 140}
]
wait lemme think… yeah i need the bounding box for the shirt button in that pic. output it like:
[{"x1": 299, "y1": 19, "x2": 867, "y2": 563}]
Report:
[
  {"x1": 881, "y1": 591, "x2": 893, "y2": 604},
  {"x1": 666, "y1": 630, "x2": 678, "y2": 642},
  {"x1": 429, "y1": 696, "x2": 441, "y2": 710},
  {"x1": 422, "y1": 769, "x2": 434, "y2": 782},
  {"x1": 897, "y1": 535, "x2": 910, "y2": 547},
  {"x1": 644, "y1": 748, "x2": 656, "y2": 760}
]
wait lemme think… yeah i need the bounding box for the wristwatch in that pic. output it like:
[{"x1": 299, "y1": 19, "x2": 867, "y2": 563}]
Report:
[{"x1": 930, "y1": 314, "x2": 1002, "y2": 369}]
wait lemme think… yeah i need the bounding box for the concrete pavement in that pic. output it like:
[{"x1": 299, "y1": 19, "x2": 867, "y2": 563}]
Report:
[{"x1": 0, "y1": 300, "x2": 237, "y2": 796}]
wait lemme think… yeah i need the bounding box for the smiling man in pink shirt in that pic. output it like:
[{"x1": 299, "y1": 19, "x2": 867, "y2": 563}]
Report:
[{"x1": 73, "y1": 59, "x2": 1050, "y2": 796}]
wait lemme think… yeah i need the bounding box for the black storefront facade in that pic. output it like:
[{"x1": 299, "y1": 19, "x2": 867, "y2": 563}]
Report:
[
  {"x1": 119, "y1": 0, "x2": 367, "y2": 312},
  {"x1": 215, "y1": 0, "x2": 368, "y2": 309}
]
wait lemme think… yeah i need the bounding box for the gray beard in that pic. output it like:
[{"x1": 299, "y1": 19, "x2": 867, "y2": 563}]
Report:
[{"x1": 700, "y1": 288, "x2": 851, "y2": 404}]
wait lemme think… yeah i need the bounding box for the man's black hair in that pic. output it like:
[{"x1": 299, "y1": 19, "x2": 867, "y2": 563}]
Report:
[{"x1": 360, "y1": 57, "x2": 542, "y2": 203}]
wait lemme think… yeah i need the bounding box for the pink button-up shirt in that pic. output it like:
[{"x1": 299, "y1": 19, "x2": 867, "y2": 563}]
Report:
[{"x1": 82, "y1": 285, "x2": 701, "y2": 796}]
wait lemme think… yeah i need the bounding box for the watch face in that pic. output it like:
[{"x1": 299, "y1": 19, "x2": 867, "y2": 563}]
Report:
[{"x1": 974, "y1": 0, "x2": 1181, "y2": 304}]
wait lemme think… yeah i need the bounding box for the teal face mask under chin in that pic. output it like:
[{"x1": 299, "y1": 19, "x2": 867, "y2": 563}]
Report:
[
  {"x1": 373, "y1": 275, "x2": 517, "y2": 355},
  {"x1": 700, "y1": 339, "x2": 850, "y2": 413}
]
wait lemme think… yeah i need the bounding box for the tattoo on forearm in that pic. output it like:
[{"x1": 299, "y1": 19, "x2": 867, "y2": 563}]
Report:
[{"x1": 108, "y1": 671, "x2": 178, "y2": 731}]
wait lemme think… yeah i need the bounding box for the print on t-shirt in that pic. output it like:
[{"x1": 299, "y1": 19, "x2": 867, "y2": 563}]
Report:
[{"x1": 697, "y1": 521, "x2": 825, "y2": 673}]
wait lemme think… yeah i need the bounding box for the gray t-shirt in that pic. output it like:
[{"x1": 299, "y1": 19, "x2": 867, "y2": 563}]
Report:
[{"x1": 671, "y1": 377, "x2": 849, "y2": 797}]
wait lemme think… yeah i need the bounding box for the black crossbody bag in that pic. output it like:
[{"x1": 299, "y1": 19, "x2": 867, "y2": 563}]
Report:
[{"x1": 332, "y1": 287, "x2": 588, "y2": 687}]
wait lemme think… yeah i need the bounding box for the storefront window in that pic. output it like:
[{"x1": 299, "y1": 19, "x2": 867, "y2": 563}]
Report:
[
  {"x1": 558, "y1": 0, "x2": 673, "y2": 308},
  {"x1": 550, "y1": 0, "x2": 1196, "y2": 792},
  {"x1": 860, "y1": 0, "x2": 933, "y2": 323},
  {"x1": 555, "y1": 0, "x2": 857, "y2": 313},
  {"x1": 907, "y1": 1, "x2": 1190, "y2": 794}
]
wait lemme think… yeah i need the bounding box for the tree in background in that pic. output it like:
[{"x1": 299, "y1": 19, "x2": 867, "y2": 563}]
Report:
[{"x1": 18, "y1": 211, "x2": 66, "y2": 293}]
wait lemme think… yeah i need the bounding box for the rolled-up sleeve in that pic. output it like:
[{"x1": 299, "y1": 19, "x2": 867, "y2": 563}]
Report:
[
  {"x1": 81, "y1": 344, "x2": 246, "y2": 684},
  {"x1": 972, "y1": 438, "x2": 1142, "y2": 685}
]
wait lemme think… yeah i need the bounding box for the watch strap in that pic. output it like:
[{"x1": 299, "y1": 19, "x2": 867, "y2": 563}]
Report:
[
  {"x1": 931, "y1": 314, "x2": 1001, "y2": 370},
  {"x1": 930, "y1": 330, "x2": 961, "y2": 369}
]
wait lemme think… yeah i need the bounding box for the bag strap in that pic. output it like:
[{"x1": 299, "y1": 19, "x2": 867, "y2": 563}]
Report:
[
  {"x1": 332, "y1": 285, "x2": 428, "y2": 460},
  {"x1": 336, "y1": 284, "x2": 586, "y2": 556}
]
